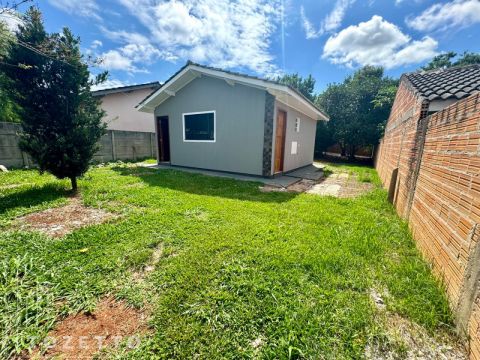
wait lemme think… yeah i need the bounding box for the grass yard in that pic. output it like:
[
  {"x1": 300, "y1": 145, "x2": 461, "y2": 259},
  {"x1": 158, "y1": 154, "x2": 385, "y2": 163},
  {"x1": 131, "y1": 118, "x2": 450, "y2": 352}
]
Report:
[{"x1": 0, "y1": 162, "x2": 457, "y2": 358}]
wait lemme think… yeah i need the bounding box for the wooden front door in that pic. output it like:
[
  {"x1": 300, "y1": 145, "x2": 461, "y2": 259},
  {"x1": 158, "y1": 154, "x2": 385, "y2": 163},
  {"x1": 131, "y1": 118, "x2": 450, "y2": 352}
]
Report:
[
  {"x1": 156, "y1": 116, "x2": 170, "y2": 162},
  {"x1": 274, "y1": 110, "x2": 287, "y2": 173}
]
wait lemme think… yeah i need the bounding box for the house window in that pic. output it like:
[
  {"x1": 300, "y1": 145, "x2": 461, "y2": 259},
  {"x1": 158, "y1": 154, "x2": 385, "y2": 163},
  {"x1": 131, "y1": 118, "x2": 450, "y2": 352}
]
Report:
[
  {"x1": 183, "y1": 111, "x2": 216, "y2": 142},
  {"x1": 295, "y1": 117, "x2": 300, "y2": 132}
]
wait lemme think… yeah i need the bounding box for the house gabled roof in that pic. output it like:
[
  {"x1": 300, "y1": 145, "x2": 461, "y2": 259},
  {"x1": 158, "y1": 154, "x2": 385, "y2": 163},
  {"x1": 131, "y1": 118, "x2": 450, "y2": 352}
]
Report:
[
  {"x1": 136, "y1": 61, "x2": 329, "y2": 121},
  {"x1": 92, "y1": 81, "x2": 161, "y2": 97},
  {"x1": 403, "y1": 64, "x2": 480, "y2": 101}
]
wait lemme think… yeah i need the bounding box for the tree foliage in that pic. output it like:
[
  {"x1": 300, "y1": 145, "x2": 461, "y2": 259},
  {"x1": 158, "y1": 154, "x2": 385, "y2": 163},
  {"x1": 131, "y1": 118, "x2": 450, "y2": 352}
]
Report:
[
  {"x1": 276, "y1": 73, "x2": 316, "y2": 101},
  {"x1": 2, "y1": 7, "x2": 107, "y2": 190},
  {"x1": 0, "y1": 22, "x2": 21, "y2": 122},
  {"x1": 422, "y1": 51, "x2": 480, "y2": 71},
  {"x1": 0, "y1": 0, "x2": 32, "y2": 13},
  {"x1": 316, "y1": 66, "x2": 398, "y2": 159}
]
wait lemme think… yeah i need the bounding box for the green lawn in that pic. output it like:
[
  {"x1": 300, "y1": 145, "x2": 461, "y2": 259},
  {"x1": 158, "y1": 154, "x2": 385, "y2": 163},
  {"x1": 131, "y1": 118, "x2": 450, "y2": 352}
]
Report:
[{"x1": 0, "y1": 163, "x2": 454, "y2": 358}]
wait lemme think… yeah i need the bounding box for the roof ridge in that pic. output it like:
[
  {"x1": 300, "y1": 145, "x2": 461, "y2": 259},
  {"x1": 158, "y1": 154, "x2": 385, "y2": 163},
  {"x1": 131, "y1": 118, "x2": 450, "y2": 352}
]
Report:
[
  {"x1": 184, "y1": 61, "x2": 325, "y2": 114},
  {"x1": 137, "y1": 61, "x2": 328, "y2": 118},
  {"x1": 405, "y1": 63, "x2": 480, "y2": 77},
  {"x1": 91, "y1": 81, "x2": 161, "y2": 94}
]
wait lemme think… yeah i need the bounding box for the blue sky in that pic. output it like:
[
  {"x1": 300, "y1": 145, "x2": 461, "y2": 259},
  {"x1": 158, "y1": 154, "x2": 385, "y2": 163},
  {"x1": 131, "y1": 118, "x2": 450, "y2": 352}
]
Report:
[{"x1": 9, "y1": 0, "x2": 480, "y2": 92}]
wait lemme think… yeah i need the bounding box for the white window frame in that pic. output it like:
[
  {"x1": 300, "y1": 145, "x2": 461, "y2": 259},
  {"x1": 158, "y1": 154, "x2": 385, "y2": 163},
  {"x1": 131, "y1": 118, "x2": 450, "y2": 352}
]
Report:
[
  {"x1": 182, "y1": 110, "x2": 216, "y2": 143},
  {"x1": 295, "y1": 117, "x2": 301, "y2": 133}
]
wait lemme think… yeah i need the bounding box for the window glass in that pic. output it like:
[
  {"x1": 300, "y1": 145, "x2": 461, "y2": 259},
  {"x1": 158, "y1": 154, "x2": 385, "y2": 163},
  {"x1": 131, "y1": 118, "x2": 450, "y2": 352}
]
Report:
[{"x1": 184, "y1": 112, "x2": 215, "y2": 141}]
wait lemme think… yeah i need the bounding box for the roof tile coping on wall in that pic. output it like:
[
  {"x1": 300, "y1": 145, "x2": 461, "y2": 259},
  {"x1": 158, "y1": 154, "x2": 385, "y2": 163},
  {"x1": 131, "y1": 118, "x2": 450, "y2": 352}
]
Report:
[{"x1": 402, "y1": 64, "x2": 480, "y2": 102}]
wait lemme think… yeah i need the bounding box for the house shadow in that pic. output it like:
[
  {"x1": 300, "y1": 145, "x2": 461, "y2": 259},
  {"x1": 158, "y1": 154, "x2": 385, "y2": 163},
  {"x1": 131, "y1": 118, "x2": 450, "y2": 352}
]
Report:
[
  {"x1": 111, "y1": 166, "x2": 298, "y2": 203},
  {"x1": 0, "y1": 183, "x2": 69, "y2": 215}
]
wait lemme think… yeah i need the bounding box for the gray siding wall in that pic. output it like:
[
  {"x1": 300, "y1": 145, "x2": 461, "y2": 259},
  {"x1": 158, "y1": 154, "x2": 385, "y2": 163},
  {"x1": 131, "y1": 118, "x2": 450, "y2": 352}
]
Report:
[
  {"x1": 154, "y1": 76, "x2": 266, "y2": 176},
  {"x1": 272, "y1": 101, "x2": 317, "y2": 173}
]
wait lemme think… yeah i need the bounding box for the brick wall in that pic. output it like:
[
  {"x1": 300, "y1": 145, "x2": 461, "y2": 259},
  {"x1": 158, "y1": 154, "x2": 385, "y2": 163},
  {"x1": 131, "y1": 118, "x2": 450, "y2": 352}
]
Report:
[
  {"x1": 375, "y1": 80, "x2": 429, "y2": 217},
  {"x1": 376, "y1": 89, "x2": 480, "y2": 358}
]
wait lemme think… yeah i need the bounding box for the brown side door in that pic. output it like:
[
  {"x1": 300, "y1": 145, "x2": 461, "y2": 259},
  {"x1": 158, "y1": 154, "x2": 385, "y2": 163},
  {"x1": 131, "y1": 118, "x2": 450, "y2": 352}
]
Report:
[
  {"x1": 156, "y1": 116, "x2": 170, "y2": 162},
  {"x1": 274, "y1": 110, "x2": 287, "y2": 173}
]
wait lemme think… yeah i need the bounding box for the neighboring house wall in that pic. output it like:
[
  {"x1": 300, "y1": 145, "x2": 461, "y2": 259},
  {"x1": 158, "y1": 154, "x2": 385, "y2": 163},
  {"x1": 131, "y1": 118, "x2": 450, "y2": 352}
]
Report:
[
  {"x1": 99, "y1": 88, "x2": 156, "y2": 132},
  {"x1": 274, "y1": 101, "x2": 317, "y2": 173},
  {"x1": 154, "y1": 75, "x2": 266, "y2": 176},
  {"x1": 376, "y1": 91, "x2": 480, "y2": 359}
]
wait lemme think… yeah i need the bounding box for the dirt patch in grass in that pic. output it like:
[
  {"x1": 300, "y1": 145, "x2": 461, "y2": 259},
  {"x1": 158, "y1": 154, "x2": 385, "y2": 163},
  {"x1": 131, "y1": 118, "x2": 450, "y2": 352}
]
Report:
[
  {"x1": 31, "y1": 298, "x2": 148, "y2": 359},
  {"x1": 260, "y1": 179, "x2": 316, "y2": 193},
  {"x1": 367, "y1": 289, "x2": 467, "y2": 359},
  {"x1": 132, "y1": 244, "x2": 164, "y2": 282},
  {"x1": 286, "y1": 179, "x2": 316, "y2": 192},
  {"x1": 366, "y1": 314, "x2": 467, "y2": 359},
  {"x1": 260, "y1": 173, "x2": 373, "y2": 198},
  {"x1": 307, "y1": 173, "x2": 375, "y2": 198},
  {"x1": 16, "y1": 197, "x2": 114, "y2": 237}
]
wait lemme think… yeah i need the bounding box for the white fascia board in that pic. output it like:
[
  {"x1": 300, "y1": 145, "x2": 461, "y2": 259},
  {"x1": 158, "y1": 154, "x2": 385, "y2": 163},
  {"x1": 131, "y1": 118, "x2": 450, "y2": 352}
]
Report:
[
  {"x1": 189, "y1": 65, "x2": 327, "y2": 120},
  {"x1": 137, "y1": 66, "x2": 192, "y2": 112}
]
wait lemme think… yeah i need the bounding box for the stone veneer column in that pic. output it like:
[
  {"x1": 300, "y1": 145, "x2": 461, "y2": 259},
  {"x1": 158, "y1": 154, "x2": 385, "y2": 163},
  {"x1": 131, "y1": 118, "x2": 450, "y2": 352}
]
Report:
[{"x1": 262, "y1": 92, "x2": 275, "y2": 176}]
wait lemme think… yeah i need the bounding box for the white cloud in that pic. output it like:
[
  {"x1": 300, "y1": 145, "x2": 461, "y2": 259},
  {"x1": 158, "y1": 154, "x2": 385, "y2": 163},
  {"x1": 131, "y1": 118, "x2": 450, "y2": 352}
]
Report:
[
  {"x1": 99, "y1": 50, "x2": 137, "y2": 72},
  {"x1": 0, "y1": 9, "x2": 23, "y2": 31},
  {"x1": 300, "y1": 6, "x2": 321, "y2": 39},
  {"x1": 96, "y1": 27, "x2": 179, "y2": 72},
  {"x1": 100, "y1": 27, "x2": 151, "y2": 46},
  {"x1": 323, "y1": 15, "x2": 438, "y2": 68},
  {"x1": 97, "y1": 42, "x2": 177, "y2": 73},
  {"x1": 323, "y1": 0, "x2": 355, "y2": 33},
  {"x1": 116, "y1": 0, "x2": 282, "y2": 76},
  {"x1": 300, "y1": 0, "x2": 355, "y2": 39},
  {"x1": 48, "y1": 0, "x2": 100, "y2": 20},
  {"x1": 91, "y1": 40, "x2": 102, "y2": 49},
  {"x1": 91, "y1": 78, "x2": 128, "y2": 91},
  {"x1": 406, "y1": 0, "x2": 480, "y2": 32}
]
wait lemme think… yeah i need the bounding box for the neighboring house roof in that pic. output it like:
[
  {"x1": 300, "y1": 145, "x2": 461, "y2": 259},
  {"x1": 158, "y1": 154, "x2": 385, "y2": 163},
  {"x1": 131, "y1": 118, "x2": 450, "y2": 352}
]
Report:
[
  {"x1": 91, "y1": 81, "x2": 161, "y2": 97},
  {"x1": 404, "y1": 64, "x2": 480, "y2": 101},
  {"x1": 136, "y1": 61, "x2": 329, "y2": 121}
]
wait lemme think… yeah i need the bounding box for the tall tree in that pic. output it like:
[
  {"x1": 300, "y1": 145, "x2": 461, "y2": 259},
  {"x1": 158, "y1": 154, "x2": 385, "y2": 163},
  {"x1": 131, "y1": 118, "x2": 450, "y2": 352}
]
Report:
[
  {"x1": 2, "y1": 7, "x2": 107, "y2": 190},
  {"x1": 316, "y1": 82, "x2": 355, "y2": 157},
  {"x1": 0, "y1": 21, "x2": 21, "y2": 122},
  {"x1": 422, "y1": 51, "x2": 480, "y2": 71},
  {"x1": 421, "y1": 52, "x2": 457, "y2": 71},
  {"x1": 455, "y1": 52, "x2": 480, "y2": 67},
  {"x1": 276, "y1": 73, "x2": 316, "y2": 101},
  {"x1": 316, "y1": 66, "x2": 397, "y2": 160}
]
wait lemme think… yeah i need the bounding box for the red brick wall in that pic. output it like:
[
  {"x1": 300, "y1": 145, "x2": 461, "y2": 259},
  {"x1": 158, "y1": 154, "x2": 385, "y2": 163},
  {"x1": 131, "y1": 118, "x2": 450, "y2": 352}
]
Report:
[
  {"x1": 375, "y1": 80, "x2": 427, "y2": 217},
  {"x1": 376, "y1": 87, "x2": 480, "y2": 358}
]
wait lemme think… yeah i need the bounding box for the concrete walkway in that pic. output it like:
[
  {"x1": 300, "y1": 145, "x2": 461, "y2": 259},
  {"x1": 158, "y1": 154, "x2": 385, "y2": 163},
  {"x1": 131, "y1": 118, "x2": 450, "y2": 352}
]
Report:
[
  {"x1": 143, "y1": 163, "x2": 301, "y2": 187},
  {"x1": 285, "y1": 164, "x2": 324, "y2": 180}
]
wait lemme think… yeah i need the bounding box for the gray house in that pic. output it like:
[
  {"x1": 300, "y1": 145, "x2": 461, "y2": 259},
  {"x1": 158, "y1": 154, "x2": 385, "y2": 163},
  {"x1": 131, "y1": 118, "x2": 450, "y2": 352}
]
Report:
[{"x1": 137, "y1": 62, "x2": 329, "y2": 177}]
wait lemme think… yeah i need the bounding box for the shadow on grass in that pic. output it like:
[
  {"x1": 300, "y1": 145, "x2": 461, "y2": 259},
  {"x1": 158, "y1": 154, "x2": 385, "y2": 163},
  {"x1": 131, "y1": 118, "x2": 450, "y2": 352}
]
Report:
[
  {"x1": 0, "y1": 184, "x2": 69, "y2": 215},
  {"x1": 111, "y1": 166, "x2": 298, "y2": 203}
]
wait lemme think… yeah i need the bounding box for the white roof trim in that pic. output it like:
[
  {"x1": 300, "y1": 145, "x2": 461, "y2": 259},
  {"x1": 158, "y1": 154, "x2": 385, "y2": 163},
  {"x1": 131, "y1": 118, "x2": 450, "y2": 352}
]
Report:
[{"x1": 137, "y1": 64, "x2": 328, "y2": 121}]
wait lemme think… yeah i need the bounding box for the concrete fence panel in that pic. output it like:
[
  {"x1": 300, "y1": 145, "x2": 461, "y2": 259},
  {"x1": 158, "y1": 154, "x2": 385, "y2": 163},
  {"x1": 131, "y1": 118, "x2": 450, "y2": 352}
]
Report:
[{"x1": 0, "y1": 122, "x2": 157, "y2": 168}]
